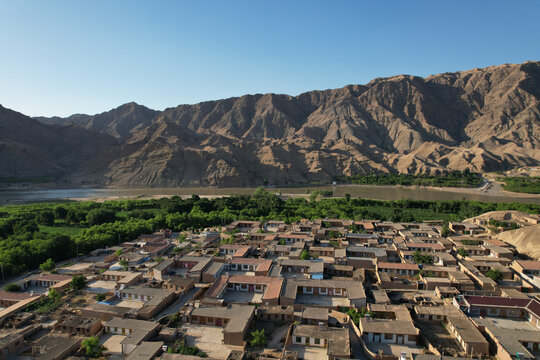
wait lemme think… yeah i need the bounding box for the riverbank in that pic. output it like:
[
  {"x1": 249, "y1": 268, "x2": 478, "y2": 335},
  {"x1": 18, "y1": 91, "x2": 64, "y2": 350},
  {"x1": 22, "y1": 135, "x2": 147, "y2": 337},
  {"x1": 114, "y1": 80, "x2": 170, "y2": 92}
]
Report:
[{"x1": 1, "y1": 182, "x2": 540, "y2": 205}]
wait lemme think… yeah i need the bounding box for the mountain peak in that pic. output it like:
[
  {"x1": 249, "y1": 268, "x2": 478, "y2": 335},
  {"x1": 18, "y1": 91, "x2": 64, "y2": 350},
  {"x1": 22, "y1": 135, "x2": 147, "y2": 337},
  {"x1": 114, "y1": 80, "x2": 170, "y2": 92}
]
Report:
[{"x1": 7, "y1": 61, "x2": 540, "y2": 186}]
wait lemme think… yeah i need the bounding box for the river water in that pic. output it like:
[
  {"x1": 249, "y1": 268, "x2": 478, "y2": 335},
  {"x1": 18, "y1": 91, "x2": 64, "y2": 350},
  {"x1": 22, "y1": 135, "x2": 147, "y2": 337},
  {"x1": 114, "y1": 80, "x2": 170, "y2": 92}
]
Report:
[{"x1": 1, "y1": 185, "x2": 539, "y2": 205}]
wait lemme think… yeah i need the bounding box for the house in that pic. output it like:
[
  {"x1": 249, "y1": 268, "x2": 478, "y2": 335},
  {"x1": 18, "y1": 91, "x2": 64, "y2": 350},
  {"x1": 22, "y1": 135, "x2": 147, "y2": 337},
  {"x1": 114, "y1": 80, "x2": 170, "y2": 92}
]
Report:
[
  {"x1": 359, "y1": 318, "x2": 419, "y2": 345},
  {"x1": 219, "y1": 244, "x2": 251, "y2": 258},
  {"x1": 308, "y1": 246, "x2": 334, "y2": 258},
  {"x1": 0, "y1": 291, "x2": 36, "y2": 307},
  {"x1": 118, "y1": 286, "x2": 176, "y2": 320},
  {"x1": 0, "y1": 333, "x2": 24, "y2": 358},
  {"x1": 162, "y1": 277, "x2": 195, "y2": 294},
  {"x1": 16, "y1": 273, "x2": 72, "y2": 291},
  {"x1": 346, "y1": 246, "x2": 387, "y2": 261},
  {"x1": 417, "y1": 303, "x2": 489, "y2": 355},
  {"x1": 56, "y1": 315, "x2": 102, "y2": 336},
  {"x1": 301, "y1": 307, "x2": 329, "y2": 325},
  {"x1": 102, "y1": 270, "x2": 143, "y2": 287},
  {"x1": 377, "y1": 262, "x2": 419, "y2": 276},
  {"x1": 225, "y1": 220, "x2": 261, "y2": 233},
  {"x1": 281, "y1": 278, "x2": 366, "y2": 310},
  {"x1": 474, "y1": 317, "x2": 540, "y2": 360},
  {"x1": 324, "y1": 264, "x2": 354, "y2": 278},
  {"x1": 204, "y1": 275, "x2": 283, "y2": 306},
  {"x1": 125, "y1": 341, "x2": 164, "y2": 360},
  {"x1": 255, "y1": 305, "x2": 294, "y2": 323},
  {"x1": 227, "y1": 258, "x2": 273, "y2": 276},
  {"x1": 290, "y1": 324, "x2": 350, "y2": 360},
  {"x1": 152, "y1": 260, "x2": 175, "y2": 281},
  {"x1": 103, "y1": 317, "x2": 160, "y2": 337},
  {"x1": 183, "y1": 304, "x2": 255, "y2": 346},
  {"x1": 449, "y1": 222, "x2": 484, "y2": 235},
  {"x1": 173, "y1": 256, "x2": 213, "y2": 281},
  {"x1": 30, "y1": 335, "x2": 81, "y2": 360},
  {"x1": 202, "y1": 261, "x2": 227, "y2": 283},
  {"x1": 359, "y1": 303, "x2": 420, "y2": 347},
  {"x1": 513, "y1": 260, "x2": 540, "y2": 277},
  {"x1": 82, "y1": 302, "x2": 134, "y2": 321},
  {"x1": 278, "y1": 259, "x2": 324, "y2": 279},
  {"x1": 268, "y1": 243, "x2": 304, "y2": 258},
  {"x1": 455, "y1": 295, "x2": 540, "y2": 329},
  {"x1": 278, "y1": 233, "x2": 311, "y2": 244},
  {"x1": 265, "y1": 220, "x2": 286, "y2": 232}
]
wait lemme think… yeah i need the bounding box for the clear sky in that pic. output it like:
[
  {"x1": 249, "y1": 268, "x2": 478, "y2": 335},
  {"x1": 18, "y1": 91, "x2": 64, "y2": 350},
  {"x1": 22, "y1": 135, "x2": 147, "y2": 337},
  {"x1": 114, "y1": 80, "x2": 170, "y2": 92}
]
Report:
[{"x1": 1, "y1": 0, "x2": 538, "y2": 117}]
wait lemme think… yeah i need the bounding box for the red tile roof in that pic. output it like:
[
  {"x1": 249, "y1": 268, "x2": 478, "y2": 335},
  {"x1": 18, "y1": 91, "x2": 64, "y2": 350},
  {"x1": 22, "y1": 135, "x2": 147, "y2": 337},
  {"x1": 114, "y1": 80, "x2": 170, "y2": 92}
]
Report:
[{"x1": 465, "y1": 296, "x2": 530, "y2": 308}]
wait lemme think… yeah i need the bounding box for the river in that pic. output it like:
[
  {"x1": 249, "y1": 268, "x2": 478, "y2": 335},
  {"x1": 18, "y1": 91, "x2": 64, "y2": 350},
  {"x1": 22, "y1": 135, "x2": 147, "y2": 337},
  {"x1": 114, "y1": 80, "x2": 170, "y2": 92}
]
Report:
[{"x1": 0, "y1": 185, "x2": 539, "y2": 205}]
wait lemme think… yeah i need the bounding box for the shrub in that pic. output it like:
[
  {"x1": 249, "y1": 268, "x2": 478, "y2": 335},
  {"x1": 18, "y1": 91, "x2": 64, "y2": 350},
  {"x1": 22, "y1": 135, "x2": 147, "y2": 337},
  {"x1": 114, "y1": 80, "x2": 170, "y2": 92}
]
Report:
[{"x1": 4, "y1": 283, "x2": 21, "y2": 292}]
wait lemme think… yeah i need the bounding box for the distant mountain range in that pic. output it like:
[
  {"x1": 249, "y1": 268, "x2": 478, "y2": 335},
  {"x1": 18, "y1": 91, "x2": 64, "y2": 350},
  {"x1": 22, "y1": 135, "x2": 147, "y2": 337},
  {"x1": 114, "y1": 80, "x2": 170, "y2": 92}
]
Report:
[{"x1": 1, "y1": 61, "x2": 539, "y2": 187}]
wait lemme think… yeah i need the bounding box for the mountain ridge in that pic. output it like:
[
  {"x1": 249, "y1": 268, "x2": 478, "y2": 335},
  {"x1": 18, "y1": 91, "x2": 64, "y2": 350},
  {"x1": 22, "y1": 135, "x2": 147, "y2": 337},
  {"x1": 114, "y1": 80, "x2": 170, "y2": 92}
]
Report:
[{"x1": 2, "y1": 61, "x2": 539, "y2": 186}]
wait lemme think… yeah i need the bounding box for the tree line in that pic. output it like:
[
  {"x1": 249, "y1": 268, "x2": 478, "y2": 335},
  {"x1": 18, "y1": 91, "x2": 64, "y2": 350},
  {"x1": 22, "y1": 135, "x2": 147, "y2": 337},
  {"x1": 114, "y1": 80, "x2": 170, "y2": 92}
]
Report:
[
  {"x1": 0, "y1": 188, "x2": 538, "y2": 277},
  {"x1": 337, "y1": 169, "x2": 483, "y2": 188}
]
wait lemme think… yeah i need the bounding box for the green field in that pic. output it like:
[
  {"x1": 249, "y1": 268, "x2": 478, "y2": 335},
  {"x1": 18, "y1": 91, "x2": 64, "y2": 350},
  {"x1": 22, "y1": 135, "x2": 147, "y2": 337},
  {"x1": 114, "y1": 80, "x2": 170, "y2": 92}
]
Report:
[{"x1": 498, "y1": 176, "x2": 540, "y2": 194}]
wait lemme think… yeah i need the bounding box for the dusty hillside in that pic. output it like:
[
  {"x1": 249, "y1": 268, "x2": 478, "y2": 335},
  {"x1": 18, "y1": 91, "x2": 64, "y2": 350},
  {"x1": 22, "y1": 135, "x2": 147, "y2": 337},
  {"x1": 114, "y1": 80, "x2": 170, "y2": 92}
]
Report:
[
  {"x1": 496, "y1": 225, "x2": 540, "y2": 260},
  {"x1": 3, "y1": 61, "x2": 540, "y2": 186}
]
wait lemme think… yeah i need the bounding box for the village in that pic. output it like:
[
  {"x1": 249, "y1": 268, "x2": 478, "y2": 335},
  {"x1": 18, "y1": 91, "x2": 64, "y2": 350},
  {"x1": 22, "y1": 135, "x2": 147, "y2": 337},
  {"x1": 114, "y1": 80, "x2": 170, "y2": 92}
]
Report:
[{"x1": 0, "y1": 212, "x2": 540, "y2": 360}]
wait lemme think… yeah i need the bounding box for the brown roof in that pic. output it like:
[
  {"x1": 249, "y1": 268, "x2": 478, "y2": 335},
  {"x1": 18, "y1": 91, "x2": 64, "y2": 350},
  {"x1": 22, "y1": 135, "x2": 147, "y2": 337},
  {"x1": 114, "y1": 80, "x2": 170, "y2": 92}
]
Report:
[
  {"x1": 377, "y1": 262, "x2": 419, "y2": 270},
  {"x1": 0, "y1": 291, "x2": 34, "y2": 301},
  {"x1": 516, "y1": 260, "x2": 540, "y2": 270}
]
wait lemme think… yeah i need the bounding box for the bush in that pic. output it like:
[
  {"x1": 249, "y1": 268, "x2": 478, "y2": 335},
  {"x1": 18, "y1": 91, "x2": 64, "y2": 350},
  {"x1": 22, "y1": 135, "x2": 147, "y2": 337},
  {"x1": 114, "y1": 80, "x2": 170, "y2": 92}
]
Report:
[
  {"x1": 250, "y1": 329, "x2": 267, "y2": 347},
  {"x1": 82, "y1": 335, "x2": 106, "y2": 357},
  {"x1": 4, "y1": 283, "x2": 21, "y2": 292},
  {"x1": 39, "y1": 258, "x2": 55, "y2": 272},
  {"x1": 486, "y1": 268, "x2": 503, "y2": 283},
  {"x1": 412, "y1": 250, "x2": 432, "y2": 264},
  {"x1": 71, "y1": 275, "x2": 86, "y2": 290}
]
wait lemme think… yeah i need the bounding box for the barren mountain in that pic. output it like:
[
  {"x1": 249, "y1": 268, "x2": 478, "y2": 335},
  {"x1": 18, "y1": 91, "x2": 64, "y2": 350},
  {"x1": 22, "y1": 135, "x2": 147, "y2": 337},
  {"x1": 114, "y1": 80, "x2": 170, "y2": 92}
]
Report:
[
  {"x1": 3, "y1": 61, "x2": 540, "y2": 186},
  {"x1": 35, "y1": 102, "x2": 158, "y2": 139}
]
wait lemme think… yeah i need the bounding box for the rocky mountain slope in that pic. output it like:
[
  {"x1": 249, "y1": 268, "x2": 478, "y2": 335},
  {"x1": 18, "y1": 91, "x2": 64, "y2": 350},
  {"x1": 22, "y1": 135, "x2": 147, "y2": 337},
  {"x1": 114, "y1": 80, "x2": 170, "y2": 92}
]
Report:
[
  {"x1": 2, "y1": 61, "x2": 539, "y2": 186},
  {"x1": 35, "y1": 102, "x2": 158, "y2": 139}
]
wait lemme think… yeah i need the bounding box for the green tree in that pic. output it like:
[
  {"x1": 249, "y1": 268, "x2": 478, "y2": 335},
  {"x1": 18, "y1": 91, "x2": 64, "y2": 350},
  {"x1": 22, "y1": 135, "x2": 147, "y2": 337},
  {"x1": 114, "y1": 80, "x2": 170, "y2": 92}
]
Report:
[
  {"x1": 81, "y1": 336, "x2": 105, "y2": 358},
  {"x1": 300, "y1": 250, "x2": 310, "y2": 260},
  {"x1": 39, "y1": 258, "x2": 55, "y2": 272},
  {"x1": 115, "y1": 249, "x2": 123, "y2": 256},
  {"x1": 71, "y1": 274, "x2": 86, "y2": 290},
  {"x1": 37, "y1": 211, "x2": 55, "y2": 226},
  {"x1": 4, "y1": 283, "x2": 21, "y2": 292},
  {"x1": 250, "y1": 329, "x2": 267, "y2": 347},
  {"x1": 48, "y1": 288, "x2": 61, "y2": 301},
  {"x1": 119, "y1": 259, "x2": 129, "y2": 270},
  {"x1": 54, "y1": 206, "x2": 67, "y2": 219},
  {"x1": 441, "y1": 222, "x2": 450, "y2": 237},
  {"x1": 457, "y1": 248, "x2": 469, "y2": 257},
  {"x1": 95, "y1": 293, "x2": 106, "y2": 301},
  {"x1": 486, "y1": 268, "x2": 503, "y2": 283},
  {"x1": 412, "y1": 250, "x2": 432, "y2": 264},
  {"x1": 86, "y1": 208, "x2": 116, "y2": 226}
]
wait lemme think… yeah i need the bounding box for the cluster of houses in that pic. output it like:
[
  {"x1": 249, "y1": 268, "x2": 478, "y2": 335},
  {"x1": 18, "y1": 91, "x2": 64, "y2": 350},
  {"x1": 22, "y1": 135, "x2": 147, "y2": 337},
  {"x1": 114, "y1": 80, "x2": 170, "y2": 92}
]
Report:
[{"x1": 0, "y1": 215, "x2": 539, "y2": 360}]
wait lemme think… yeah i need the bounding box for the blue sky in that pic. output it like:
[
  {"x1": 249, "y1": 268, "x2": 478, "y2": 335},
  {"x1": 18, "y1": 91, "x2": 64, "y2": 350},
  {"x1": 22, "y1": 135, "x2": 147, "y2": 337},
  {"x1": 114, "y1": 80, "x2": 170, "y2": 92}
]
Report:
[{"x1": 0, "y1": 1, "x2": 538, "y2": 117}]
